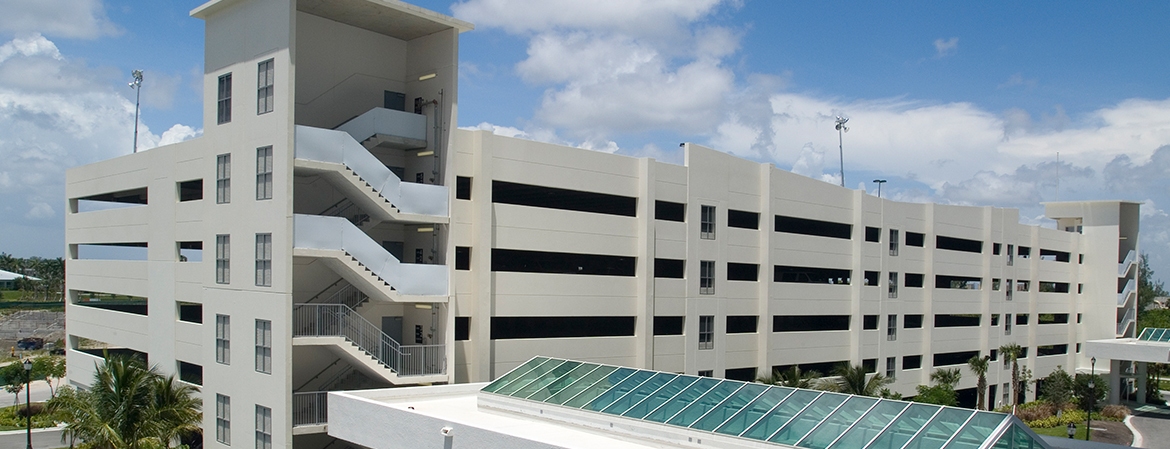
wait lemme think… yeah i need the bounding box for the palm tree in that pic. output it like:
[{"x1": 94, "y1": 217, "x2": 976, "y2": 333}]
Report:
[
  {"x1": 930, "y1": 367, "x2": 961, "y2": 388},
  {"x1": 828, "y1": 363, "x2": 892, "y2": 396},
  {"x1": 999, "y1": 343, "x2": 1023, "y2": 406},
  {"x1": 967, "y1": 355, "x2": 990, "y2": 410},
  {"x1": 48, "y1": 355, "x2": 202, "y2": 449},
  {"x1": 757, "y1": 366, "x2": 822, "y2": 389}
]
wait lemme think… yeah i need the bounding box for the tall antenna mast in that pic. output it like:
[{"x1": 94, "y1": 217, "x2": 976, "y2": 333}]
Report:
[{"x1": 835, "y1": 116, "x2": 850, "y2": 187}]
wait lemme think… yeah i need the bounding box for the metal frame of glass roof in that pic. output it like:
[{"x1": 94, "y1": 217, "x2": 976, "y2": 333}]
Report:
[
  {"x1": 480, "y1": 357, "x2": 1050, "y2": 449},
  {"x1": 1137, "y1": 328, "x2": 1170, "y2": 342}
]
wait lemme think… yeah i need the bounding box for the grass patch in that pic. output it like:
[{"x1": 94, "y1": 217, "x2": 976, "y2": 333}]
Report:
[
  {"x1": 1031, "y1": 424, "x2": 1088, "y2": 440},
  {"x1": 1160, "y1": 379, "x2": 1170, "y2": 391},
  {"x1": 0, "y1": 403, "x2": 57, "y2": 430}
]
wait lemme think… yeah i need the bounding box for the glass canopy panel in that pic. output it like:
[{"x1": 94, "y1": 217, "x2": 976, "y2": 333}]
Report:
[
  {"x1": 903, "y1": 408, "x2": 975, "y2": 449},
  {"x1": 620, "y1": 375, "x2": 703, "y2": 419},
  {"x1": 867, "y1": 404, "x2": 942, "y2": 449},
  {"x1": 943, "y1": 412, "x2": 1009, "y2": 449},
  {"x1": 482, "y1": 357, "x2": 549, "y2": 393},
  {"x1": 1147, "y1": 329, "x2": 1165, "y2": 341},
  {"x1": 523, "y1": 362, "x2": 596, "y2": 402},
  {"x1": 768, "y1": 393, "x2": 849, "y2": 445},
  {"x1": 548, "y1": 365, "x2": 621, "y2": 405},
  {"x1": 668, "y1": 381, "x2": 745, "y2": 428},
  {"x1": 580, "y1": 370, "x2": 655, "y2": 411},
  {"x1": 600, "y1": 372, "x2": 677, "y2": 415},
  {"x1": 644, "y1": 377, "x2": 721, "y2": 422},
  {"x1": 826, "y1": 400, "x2": 909, "y2": 449},
  {"x1": 1160, "y1": 329, "x2": 1170, "y2": 342},
  {"x1": 495, "y1": 359, "x2": 566, "y2": 396},
  {"x1": 740, "y1": 389, "x2": 822, "y2": 440},
  {"x1": 690, "y1": 383, "x2": 768, "y2": 432},
  {"x1": 1011, "y1": 423, "x2": 1041, "y2": 449},
  {"x1": 797, "y1": 395, "x2": 879, "y2": 449},
  {"x1": 510, "y1": 361, "x2": 582, "y2": 399},
  {"x1": 1138, "y1": 328, "x2": 1153, "y2": 340},
  {"x1": 714, "y1": 386, "x2": 795, "y2": 437}
]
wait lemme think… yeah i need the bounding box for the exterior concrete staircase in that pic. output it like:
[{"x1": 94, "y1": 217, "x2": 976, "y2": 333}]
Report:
[{"x1": 292, "y1": 303, "x2": 445, "y2": 385}]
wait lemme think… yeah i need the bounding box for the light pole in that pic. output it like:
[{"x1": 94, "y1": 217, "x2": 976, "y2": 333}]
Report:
[
  {"x1": 23, "y1": 358, "x2": 31, "y2": 449},
  {"x1": 834, "y1": 116, "x2": 849, "y2": 187},
  {"x1": 1086, "y1": 357, "x2": 1096, "y2": 441},
  {"x1": 129, "y1": 70, "x2": 144, "y2": 153},
  {"x1": 872, "y1": 179, "x2": 887, "y2": 198}
]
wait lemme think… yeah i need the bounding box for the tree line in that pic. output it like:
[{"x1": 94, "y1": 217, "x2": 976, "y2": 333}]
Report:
[{"x1": 0, "y1": 253, "x2": 64, "y2": 301}]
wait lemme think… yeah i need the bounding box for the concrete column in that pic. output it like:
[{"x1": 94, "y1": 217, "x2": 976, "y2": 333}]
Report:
[
  {"x1": 1137, "y1": 361, "x2": 1148, "y2": 404},
  {"x1": 1108, "y1": 359, "x2": 1121, "y2": 404}
]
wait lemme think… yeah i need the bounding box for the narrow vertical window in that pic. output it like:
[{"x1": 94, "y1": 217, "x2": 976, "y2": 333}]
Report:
[
  {"x1": 888, "y1": 272, "x2": 898, "y2": 298},
  {"x1": 699, "y1": 260, "x2": 715, "y2": 295},
  {"x1": 255, "y1": 405, "x2": 272, "y2": 449},
  {"x1": 216, "y1": 394, "x2": 231, "y2": 445},
  {"x1": 217, "y1": 73, "x2": 232, "y2": 125},
  {"x1": 1005, "y1": 314, "x2": 1012, "y2": 336},
  {"x1": 887, "y1": 315, "x2": 897, "y2": 341},
  {"x1": 215, "y1": 314, "x2": 230, "y2": 365},
  {"x1": 256, "y1": 146, "x2": 273, "y2": 200},
  {"x1": 889, "y1": 229, "x2": 899, "y2": 256},
  {"x1": 256, "y1": 59, "x2": 274, "y2": 115},
  {"x1": 698, "y1": 315, "x2": 714, "y2": 350},
  {"x1": 216, "y1": 235, "x2": 230, "y2": 284},
  {"x1": 255, "y1": 233, "x2": 272, "y2": 287},
  {"x1": 216, "y1": 154, "x2": 231, "y2": 204},
  {"x1": 886, "y1": 357, "x2": 896, "y2": 380},
  {"x1": 700, "y1": 205, "x2": 716, "y2": 239},
  {"x1": 1006, "y1": 280, "x2": 1013, "y2": 300},
  {"x1": 1006, "y1": 244, "x2": 1015, "y2": 266},
  {"x1": 254, "y1": 319, "x2": 271, "y2": 374}
]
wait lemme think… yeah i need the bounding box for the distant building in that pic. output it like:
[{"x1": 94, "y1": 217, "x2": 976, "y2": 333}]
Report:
[
  {"x1": 63, "y1": 1, "x2": 1139, "y2": 448},
  {"x1": 0, "y1": 269, "x2": 38, "y2": 290}
]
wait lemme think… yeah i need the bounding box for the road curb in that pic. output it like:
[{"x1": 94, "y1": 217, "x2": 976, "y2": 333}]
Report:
[{"x1": 1124, "y1": 415, "x2": 1143, "y2": 448}]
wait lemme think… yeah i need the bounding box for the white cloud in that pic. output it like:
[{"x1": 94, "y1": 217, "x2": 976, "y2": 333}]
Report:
[
  {"x1": 451, "y1": 0, "x2": 724, "y2": 37},
  {"x1": 0, "y1": 35, "x2": 197, "y2": 254},
  {"x1": 934, "y1": 37, "x2": 958, "y2": 57},
  {"x1": 0, "y1": 0, "x2": 119, "y2": 40}
]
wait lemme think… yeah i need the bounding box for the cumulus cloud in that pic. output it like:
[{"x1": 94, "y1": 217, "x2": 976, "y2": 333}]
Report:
[
  {"x1": 0, "y1": 35, "x2": 198, "y2": 254},
  {"x1": 451, "y1": 0, "x2": 723, "y2": 37},
  {"x1": 934, "y1": 37, "x2": 958, "y2": 57},
  {"x1": 0, "y1": 0, "x2": 119, "y2": 40}
]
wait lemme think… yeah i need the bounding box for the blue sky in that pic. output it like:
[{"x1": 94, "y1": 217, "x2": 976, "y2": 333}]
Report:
[{"x1": 1, "y1": 0, "x2": 1169, "y2": 280}]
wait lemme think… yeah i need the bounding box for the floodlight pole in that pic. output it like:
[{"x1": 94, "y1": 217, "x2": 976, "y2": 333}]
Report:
[
  {"x1": 23, "y1": 358, "x2": 31, "y2": 449},
  {"x1": 873, "y1": 179, "x2": 887, "y2": 198},
  {"x1": 1087, "y1": 357, "x2": 1096, "y2": 441},
  {"x1": 835, "y1": 116, "x2": 849, "y2": 187},
  {"x1": 129, "y1": 70, "x2": 144, "y2": 153}
]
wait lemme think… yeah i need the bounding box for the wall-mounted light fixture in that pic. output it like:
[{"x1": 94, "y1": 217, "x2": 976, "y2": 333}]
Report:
[{"x1": 418, "y1": 73, "x2": 437, "y2": 81}]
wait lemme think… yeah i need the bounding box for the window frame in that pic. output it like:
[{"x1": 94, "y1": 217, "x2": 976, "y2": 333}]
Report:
[
  {"x1": 698, "y1": 315, "x2": 714, "y2": 350},
  {"x1": 256, "y1": 59, "x2": 274, "y2": 115},
  {"x1": 699, "y1": 260, "x2": 715, "y2": 295},
  {"x1": 255, "y1": 405, "x2": 272, "y2": 449},
  {"x1": 215, "y1": 314, "x2": 230, "y2": 365},
  {"x1": 254, "y1": 319, "x2": 272, "y2": 374},
  {"x1": 255, "y1": 233, "x2": 272, "y2": 287},
  {"x1": 888, "y1": 271, "x2": 898, "y2": 298},
  {"x1": 216, "y1": 394, "x2": 231, "y2": 445},
  {"x1": 216, "y1": 235, "x2": 230, "y2": 284},
  {"x1": 889, "y1": 229, "x2": 899, "y2": 256},
  {"x1": 216, "y1": 154, "x2": 231, "y2": 204},
  {"x1": 256, "y1": 146, "x2": 273, "y2": 201},
  {"x1": 217, "y1": 73, "x2": 232, "y2": 124},
  {"x1": 700, "y1": 205, "x2": 716, "y2": 239}
]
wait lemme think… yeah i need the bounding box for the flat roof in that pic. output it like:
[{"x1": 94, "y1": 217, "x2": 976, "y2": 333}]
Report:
[
  {"x1": 192, "y1": 0, "x2": 473, "y2": 39},
  {"x1": 334, "y1": 357, "x2": 1049, "y2": 449}
]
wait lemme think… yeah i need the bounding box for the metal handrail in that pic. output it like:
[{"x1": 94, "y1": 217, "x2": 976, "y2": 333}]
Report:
[
  {"x1": 1118, "y1": 250, "x2": 1136, "y2": 276},
  {"x1": 292, "y1": 391, "x2": 328, "y2": 426},
  {"x1": 1117, "y1": 279, "x2": 1136, "y2": 307},
  {"x1": 321, "y1": 283, "x2": 369, "y2": 310},
  {"x1": 1117, "y1": 308, "x2": 1136, "y2": 335},
  {"x1": 293, "y1": 303, "x2": 444, "y2": 376}
]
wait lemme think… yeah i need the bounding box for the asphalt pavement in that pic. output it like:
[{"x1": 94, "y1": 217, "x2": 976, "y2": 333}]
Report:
[
  {"x1": 1129, "y1": 391, "x2": 1170, "y2": 449},
  {"x1": 0, "y1": 427, "x2": 66, "y2": 449}
]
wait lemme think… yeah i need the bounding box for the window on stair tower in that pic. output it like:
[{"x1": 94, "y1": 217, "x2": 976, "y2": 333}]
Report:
[
  {"x1": 216, "y1": 154, "x2": 230, "y2": 204},
  {"x1": 216, "y1": 235, "x2": 230, "y2": 284},
  {"x1": 254, "y1": 234, "x2": 271, "y2": 287},
  {"x1": 217, "y1": 73, "x2": 232, "y2": 125},
  {"x1": 215, "y1": 314, "x2": 230, "y2": 365},
  {"x1": 255, "y1": 405, "x2": 272, "y2": 449},
  {"x1": 699, "y1": 315, "x2": 714, "y2": 350},
  {"x1": 256, "y1": 59, "x2": 273, "y2": 115},
  {"x1": 216, "y1": 394, "x2": 230, "y2": 445},
  {"x1": 254, "y1": 319, "x2": 271, "y2": 374},
  {"x1": 700, "y1": 205, "x2": 716, "y2": 239},
  {"x1": 256, "y1": 146, "x2": 272, "y2": 200}
]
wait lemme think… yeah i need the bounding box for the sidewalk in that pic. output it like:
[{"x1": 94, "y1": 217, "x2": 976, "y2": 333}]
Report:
[{"x1": 0, "y1": 427, "x2": 65, "y2": 449}]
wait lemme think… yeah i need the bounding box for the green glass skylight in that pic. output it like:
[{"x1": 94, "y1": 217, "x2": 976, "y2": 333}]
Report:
[
  {"x1": 1138, "y1": 328, "x2": 1170, "y2": 342},
  {"x1": 480, "y1": 357, "x2": 1050, "y2": 449}
]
